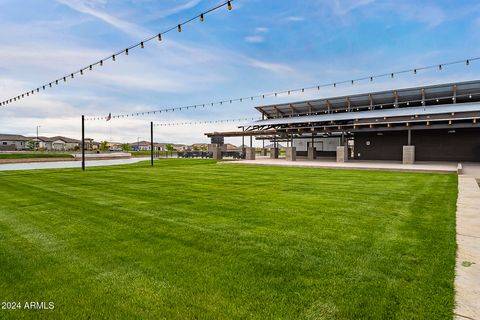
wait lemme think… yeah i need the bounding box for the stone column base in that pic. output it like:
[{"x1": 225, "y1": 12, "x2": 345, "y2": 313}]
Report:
[
  {"x1": 286, "y1": 147, "x2": 297, "y2": 161},
  {"x1": 403, "y1": 145, "x2": 415, "y2": 164},
  {"x1": 260, "y1": 148, "x2": 268, "y2": 156},
  {"x1": 270, "y1": 148, "x2": 279, "y2": 159},
  {"x1": 336, "y1": 146, "x2": 348, "y2": 163},
  {"x1": 245, "y1": 147, "x2": 256, "y2": 160},
  {"x1": 308, "y1": 147, "x2": 317, "y2": 160}
]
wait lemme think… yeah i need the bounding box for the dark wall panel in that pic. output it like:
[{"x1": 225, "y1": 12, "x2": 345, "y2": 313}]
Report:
[
  {"x1": 354, "y1": 131, "x2": 407, "y2": 160},
  {"x1": 353, "y1": 128, "x2": 480, "y2": 162},
  {"x1": 413, "y1": 128, "x2": 480, "y2": 161}
]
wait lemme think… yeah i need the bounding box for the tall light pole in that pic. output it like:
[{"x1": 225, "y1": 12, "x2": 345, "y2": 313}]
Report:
[{"x1": 36, "y1": 125, "x2": 41, "y2": 151}]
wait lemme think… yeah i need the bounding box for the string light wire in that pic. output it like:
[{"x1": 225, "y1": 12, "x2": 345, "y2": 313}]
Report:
[
  {"x1": 154, "y1": 117, "x2": 259, "y2": 127},
  {"x1": 0, "y1": 0, "x2": 234, "y2": 107},
  {"x1": 84, "y1": 56, "x2": 480, "y2": 120}
]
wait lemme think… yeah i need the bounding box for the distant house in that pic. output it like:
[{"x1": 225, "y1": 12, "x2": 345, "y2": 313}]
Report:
[
  {"x1": 29, "y1": 136, "x2": 80, "y2": 151},
  {"x1": 190, "y1": 143, "x2": 209, "y2": 151},
  {"x1": 50, "y1": 136, "x2": 81, "y2": 150},
  {"x1": 1, "y1": 133, "x2": 95, "y2": 151},
  {"x1": 225, "y1": 143, "x2": 238, "y2": 150},
  {"x1": 84, "y1": 138, "x2": 98, "y2": 151},
  {"x1": 128, "y1": 142, "x2": 182, "y2": 152},
  {"x1": 0, "y1": 134, "x2": 29, "y2": 150},
  {"x1": 130, "y1": 141, "x2": 152, "y2": 151}
]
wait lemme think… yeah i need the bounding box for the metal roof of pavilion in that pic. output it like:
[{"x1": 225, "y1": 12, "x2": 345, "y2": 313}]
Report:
[
  {"x1": 245, "y1": 102, "x2": 480, "y2": 127},
  {"x1": 255, "y1": 80, "x2": 480, "y2": 119}
]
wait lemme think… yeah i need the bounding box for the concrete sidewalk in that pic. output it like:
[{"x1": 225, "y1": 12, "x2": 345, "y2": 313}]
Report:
[
  {"x1": 455, "y1": 175, "x2": 480, "y2": 320},
  {"x1": 224, "y1": 158, "x2": 458, "y2": 174},
  {"x1": 0, "y1": 157, "x2": 151, "y2": 171}
]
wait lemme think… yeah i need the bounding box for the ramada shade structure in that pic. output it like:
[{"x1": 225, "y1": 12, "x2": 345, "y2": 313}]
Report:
[
  {"x1": 206, "y1": 80, "x2": 480, "y2": 137},
  {"x1": 205, "y1": 80, "x2": 480, "y2": 162}
]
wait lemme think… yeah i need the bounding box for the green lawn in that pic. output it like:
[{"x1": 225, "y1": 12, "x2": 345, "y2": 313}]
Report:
[
  {"x1": 0, "y1": 153, "x2": 73, "y2": 159},
  {"x1": 0, "y1": 160, "x2": 457, "y2": 319}
]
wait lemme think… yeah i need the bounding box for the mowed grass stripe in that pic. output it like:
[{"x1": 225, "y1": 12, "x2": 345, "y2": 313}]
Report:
[{"x1": 0, "y1": 159, "x2": 457, "y2": 319}]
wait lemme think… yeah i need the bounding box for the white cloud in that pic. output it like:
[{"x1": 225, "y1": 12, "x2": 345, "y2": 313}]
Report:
[
  {"x1": 244, "y1": 35, "x2": 264, "y2": 43},
  {"x1": 56, "y1": 0, "x2": 149, "y2": 38},
  {"x1": 285, "y1": 16, "x2": 304, "y2": 22},
  {"x1": 148, "y1": 0, "x2": 202, "y2": 20},
  {"x1": 243, "y1": 58, "x2": 293, "y2": 73}
]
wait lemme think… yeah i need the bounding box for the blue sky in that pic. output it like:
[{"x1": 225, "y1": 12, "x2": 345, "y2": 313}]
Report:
[{"x1": 1, "y1": 0, "x2": 480, "y2": 144}]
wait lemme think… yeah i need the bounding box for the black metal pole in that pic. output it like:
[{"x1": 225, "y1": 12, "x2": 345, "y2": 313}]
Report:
[
  {"x1": 150, "y1": 121, "x2": 154, "y2": 166},
  {"x1": 81, "y1": 115, "x2": 85, "y2": 171}
]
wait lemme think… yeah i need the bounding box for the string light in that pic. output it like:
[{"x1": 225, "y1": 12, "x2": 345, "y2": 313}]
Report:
[
  {"x1": 154, "y1": 117, "x2": 258, "y2": 127},
  {"x1": 0, "y1": 1, "x2": 234, "y2": 107},
  {"x1": 85, "y1": 56, "x2": 480, "y2": 121}
]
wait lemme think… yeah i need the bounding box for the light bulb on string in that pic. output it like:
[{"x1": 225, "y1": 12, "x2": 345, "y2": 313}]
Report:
[
  {"x1": 141, "y1": 42, "x2": 144, "y2": 48},
  {"x1": 178, "y1": 24, "x2": 182, "y2": 32},
  {"x1": 228, "y1": 1, "x2": 232, "y2": 10},
  {"x1": 200, "y1": 13, "x2": 204, "y2": 22}
]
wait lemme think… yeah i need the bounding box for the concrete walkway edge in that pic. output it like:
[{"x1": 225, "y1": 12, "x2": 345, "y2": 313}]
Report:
[{"x1": 455, "y1": 175, "x2": 480, "y2": 320}]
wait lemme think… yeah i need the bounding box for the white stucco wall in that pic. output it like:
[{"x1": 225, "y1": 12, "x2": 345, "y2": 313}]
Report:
[{"x1": 293, "y1": 136, "x2": 341, "y2": 151}]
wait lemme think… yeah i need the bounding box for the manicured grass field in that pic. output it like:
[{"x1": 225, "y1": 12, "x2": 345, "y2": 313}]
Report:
[
  {"x1": 0, "y1": 160, "x2": 457, "y2": 319},
  {"x1": 0, "y1": 153, "x2": 73, "y2": 159}
]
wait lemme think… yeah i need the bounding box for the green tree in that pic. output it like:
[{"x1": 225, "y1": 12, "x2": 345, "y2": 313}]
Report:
[
  {"x1": 121, "y1": 143, "x2": 132, "y2": 152},
  {"x1": 99, "y1": 141, "x2": 109, "y2": 152},
  {"x1": 165, "y1": 144, "x2": 174, "y2": 152},
  {"x1": 27, "y1": 141, "x2": 35, "y2": 150}
]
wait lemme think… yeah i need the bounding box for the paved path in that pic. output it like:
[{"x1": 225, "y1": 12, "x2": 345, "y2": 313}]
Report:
[
  {"x1": 224, "y1": 158, "x2": 458, "y2": 173},
  {"x1": 0, "y1": 157, "x2": 150, "y2": 171},
  {"x1": 455, "y1": 175, "x2": 480, "y2": 320}
]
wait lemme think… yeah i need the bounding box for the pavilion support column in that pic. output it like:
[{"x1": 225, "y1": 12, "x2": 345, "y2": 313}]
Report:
[
  {"x1": 336, "y1": 145, "x2": 348, "y2": 163},
  {"x1": 210, "y1": 144, "x2": 223, "y2": 160},
  {"x1": 260, "y1": 148, "x2": 268, "y2": 156},
  {"x1": 402, "y1": 146, "x2": 415, "y2": 164},
  {"x1": 403, "y1": 130, "x2": 415, "y2": 164},
  {"x1": 286, "y1": 147, "x2": 296, "y2": 161},
  {"x1": 245, "y1": 147, "x2": 256, "y2": 160},
  {"x1": 270, "y1": 148, "x2": 279, "y2": 159},
  {"x1": 308, "y1": 147, "x2": 317, "y2": 160}
]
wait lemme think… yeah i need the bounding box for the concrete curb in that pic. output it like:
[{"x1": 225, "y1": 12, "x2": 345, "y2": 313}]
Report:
[{"x1": 221, "y1": 160, "x2": 457, "y2": 174}]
